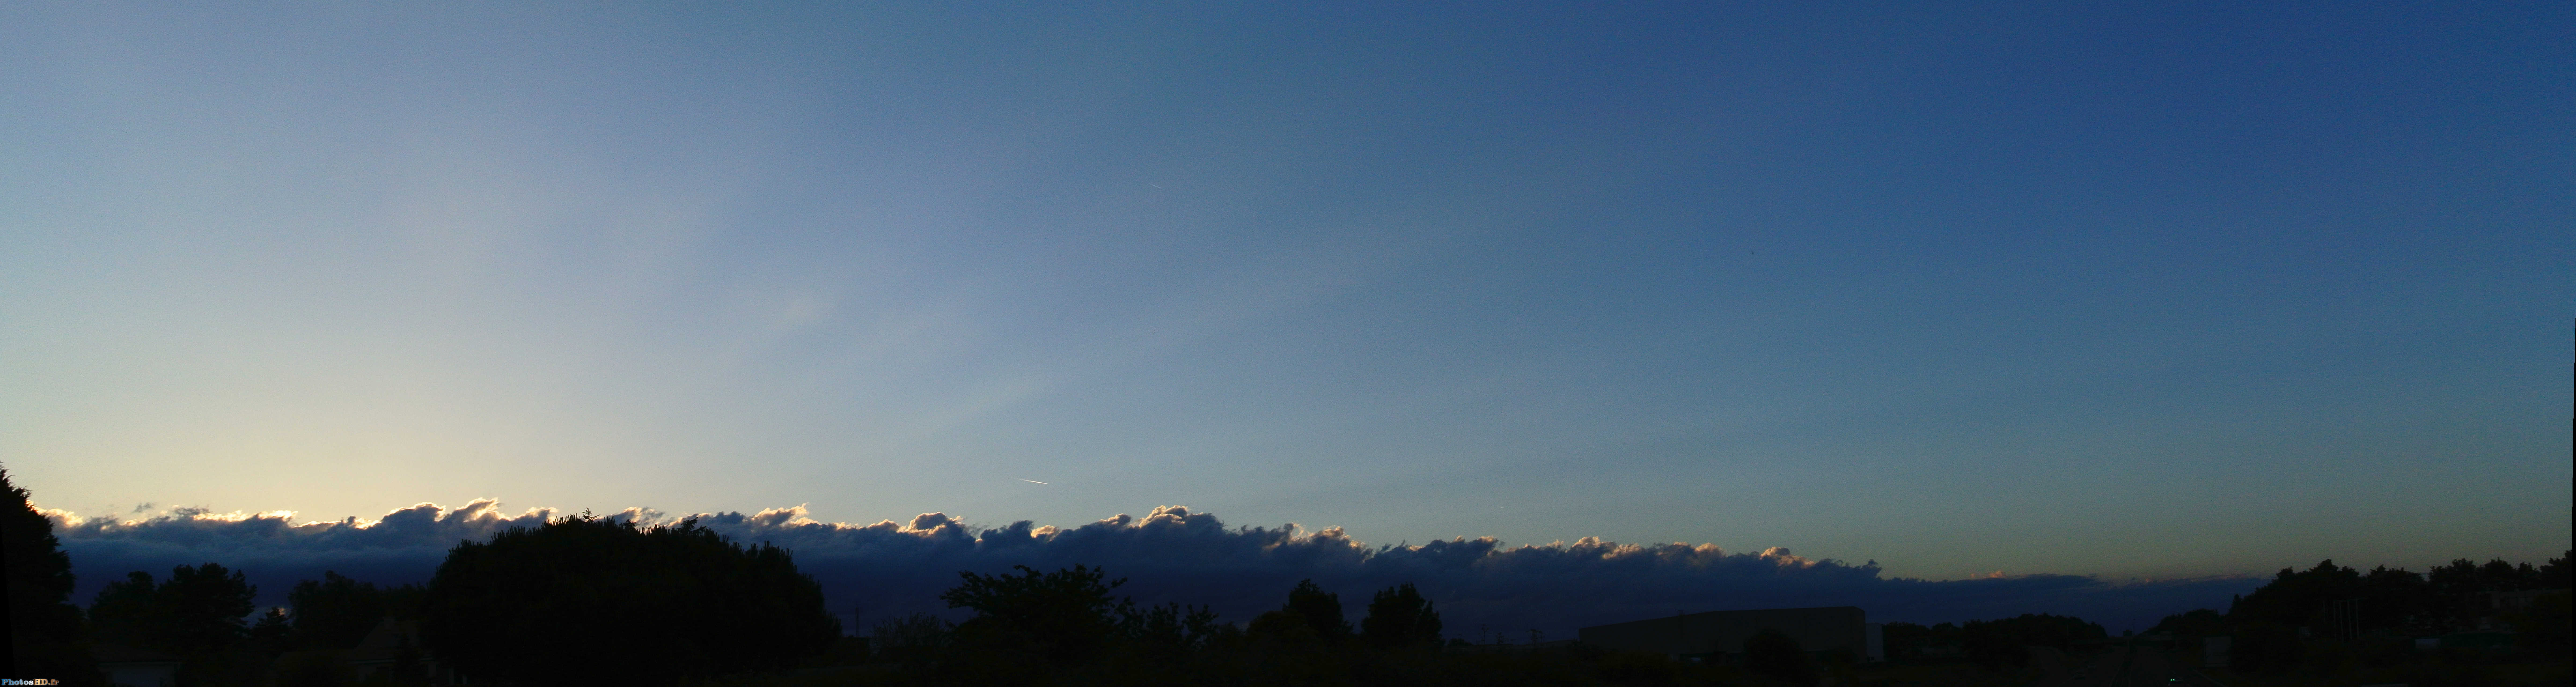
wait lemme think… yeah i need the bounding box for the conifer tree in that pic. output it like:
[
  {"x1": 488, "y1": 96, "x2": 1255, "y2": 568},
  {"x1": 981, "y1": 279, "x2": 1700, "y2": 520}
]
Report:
[{"x1": 3, "y1": 466, "x2": 95, "y2": 682}]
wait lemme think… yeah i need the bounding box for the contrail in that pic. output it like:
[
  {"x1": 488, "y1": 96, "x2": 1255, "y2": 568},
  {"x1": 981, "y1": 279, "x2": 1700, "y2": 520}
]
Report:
[{"x1": 1020, "y1": 479, "x2": 1048, "y2": 485}]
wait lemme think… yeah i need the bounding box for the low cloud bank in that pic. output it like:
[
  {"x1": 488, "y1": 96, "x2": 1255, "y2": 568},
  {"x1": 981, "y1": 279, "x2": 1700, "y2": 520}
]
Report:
[{"x1": 51, "y1": 501, "x2": 2256, "y2": 635}]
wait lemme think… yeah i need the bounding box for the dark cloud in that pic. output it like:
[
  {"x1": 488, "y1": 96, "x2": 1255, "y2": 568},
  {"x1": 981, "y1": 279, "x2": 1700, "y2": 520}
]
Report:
[{"x1": 50, "y1": 502, "x2": 2256, "y2": 635}]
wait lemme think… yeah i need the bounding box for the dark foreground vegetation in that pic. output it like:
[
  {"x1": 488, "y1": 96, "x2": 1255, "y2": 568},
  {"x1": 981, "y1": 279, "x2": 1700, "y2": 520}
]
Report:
[
  {"x1": 8, "y1": 467, "x2": 2569, "y2": 686},
  {"x1": 422, "y1": 512, "x2": 841, "y2": 683},
  {"x1": 1869, "y1": 554, "x2": 2575, "y2": 687},
  {"x1": 2139, "y1": 556, "x2": 2570, "y2": 687}
]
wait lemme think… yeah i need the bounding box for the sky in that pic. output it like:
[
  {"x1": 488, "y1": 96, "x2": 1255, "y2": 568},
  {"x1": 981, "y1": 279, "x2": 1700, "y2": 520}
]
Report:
[{"x1": 4, "y1": 0, "x2": 2568, "y2": 603}]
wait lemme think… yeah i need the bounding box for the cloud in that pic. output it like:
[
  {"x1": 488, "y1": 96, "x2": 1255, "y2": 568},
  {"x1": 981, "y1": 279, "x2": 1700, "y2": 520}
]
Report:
[
  {"x1": 51, "y1": 501, "x2": 2258, "y2": 635},
  {"x1": 52, "y1": 500, "x2": 560, "y2": 611}
]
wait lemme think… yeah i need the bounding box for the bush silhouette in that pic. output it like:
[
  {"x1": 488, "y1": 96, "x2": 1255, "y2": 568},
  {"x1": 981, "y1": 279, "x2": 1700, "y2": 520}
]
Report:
[{"x1": 419, "y1": 512, "x2": 838, "y2": 685}]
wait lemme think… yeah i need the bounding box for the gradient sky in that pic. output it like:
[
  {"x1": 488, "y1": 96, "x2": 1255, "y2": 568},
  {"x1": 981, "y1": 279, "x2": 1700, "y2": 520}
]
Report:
[{"x1": 5, "y1": 2, "x2": 2568, "y2": 583}]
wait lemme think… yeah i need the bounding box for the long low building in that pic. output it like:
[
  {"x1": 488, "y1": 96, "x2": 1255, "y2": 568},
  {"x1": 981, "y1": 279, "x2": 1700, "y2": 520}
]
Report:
[{"x1": 1579, "y1": 606, "x2": 1882, "y2": 661}]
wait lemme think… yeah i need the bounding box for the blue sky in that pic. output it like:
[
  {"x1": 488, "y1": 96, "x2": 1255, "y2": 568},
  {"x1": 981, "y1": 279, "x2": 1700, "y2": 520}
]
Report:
[{"x1": 5, "y1": 1, "x2": 2568, "y2": 585}]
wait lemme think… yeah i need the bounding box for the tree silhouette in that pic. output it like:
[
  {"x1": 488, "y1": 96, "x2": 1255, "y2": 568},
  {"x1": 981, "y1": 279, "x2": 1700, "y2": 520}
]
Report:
[
  {"x1": 1744, "y1": 628, "x2": 1819, "y2": 686},
  {"x1": 420, "y1": 512, "x2": 838, "y2": 685},
  {"x1": 1117, "y1": 598, "x2": 1224, "y2": 654},
  {"x1": 3, "y1": 465, "x2": 93, "y2": 681},
  {"x1": 2227, "y1": 623, "x2": 2302, "y2": 673},
  {"x1": 1878, "y1": 621, "x2": 1946, "y2": 662},
  {"x1": 87, "y1": 572, "x2": 159, "y2": 647},
  {"x1": 2213, "y1": 554, "x2": 2570, "y2": 638},
  {"x1": 247, "y1": 607, "x2": 292, "y2": 656},
  {"x1": 86, "y1": 563, "x2": 258, "y2": 686},
  {"x1": 89, "y1": 564, "x2": 256, "y2": 654},
  {"x1": 2147, "y1": 608, "x2": 2226, "y2": 647},
  {"x1": 287, "y1": 571, "x2": 422, "y2": 650},
  {"x1": 1284, "y1": 579, "x2": 1352, "y2": 644},
  {"x1": 158, "y1": 563, "x2": 259, "y2": 653},
  {"x1": 941, "y1": 564, "x2": 1129, "y2": 667},
  {"x1": 1359, "y1": 582, "x2": 1443, "y2": 649},
  {"x1": 1958, "y1": 613, "x2": 2101, "y2": 671},
  {"x1": 2230, "y1": 560, "x2": 2365, "y2": 630}
]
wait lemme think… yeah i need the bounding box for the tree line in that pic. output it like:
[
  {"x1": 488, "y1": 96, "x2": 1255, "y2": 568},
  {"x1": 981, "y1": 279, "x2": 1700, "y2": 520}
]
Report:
[
  {"x1": 1872, "y1": 554, "x2": 2573, "y2": 679},
  {"x1": 11, "y1": 464, "x2": 2566, "y2": 686},
  {"x1": 2146, "y1": 555, "x2": 2571, "y2": 677},
  {"x1": 2, "y1": 468, "x2": 1859, "y2": 686}
]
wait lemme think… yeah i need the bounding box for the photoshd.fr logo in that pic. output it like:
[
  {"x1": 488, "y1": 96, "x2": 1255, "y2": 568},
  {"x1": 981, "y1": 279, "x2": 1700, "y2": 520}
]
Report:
[{"x1": 2, "y1": 679, "x2": 61, "y2": 685}]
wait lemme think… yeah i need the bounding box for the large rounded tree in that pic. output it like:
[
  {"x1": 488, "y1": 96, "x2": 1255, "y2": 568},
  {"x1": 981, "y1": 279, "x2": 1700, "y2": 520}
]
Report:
[{"x1": 420, "y1": 513, "x2": 839, "y2": 685}]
